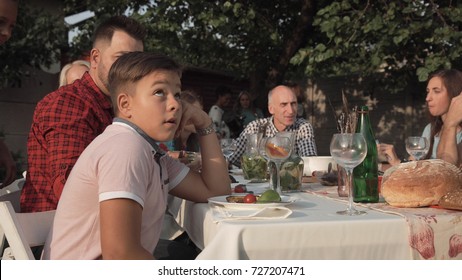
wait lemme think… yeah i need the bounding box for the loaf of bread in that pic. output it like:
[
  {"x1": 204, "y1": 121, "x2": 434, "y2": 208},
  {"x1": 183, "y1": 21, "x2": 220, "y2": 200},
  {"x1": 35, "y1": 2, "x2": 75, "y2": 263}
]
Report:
[
  {"x1": 381, "y1": 159, "x2": 462, "y2": 207},
  {"x1": 439, "y1": 189, "x2": 462, "y2": 211}
]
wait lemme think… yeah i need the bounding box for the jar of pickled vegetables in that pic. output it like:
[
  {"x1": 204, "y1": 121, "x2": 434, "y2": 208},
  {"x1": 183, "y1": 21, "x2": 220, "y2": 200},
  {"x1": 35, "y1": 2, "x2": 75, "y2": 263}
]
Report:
[{"x1": 241, "y1": 133, "x2": 268, "y2": 182}]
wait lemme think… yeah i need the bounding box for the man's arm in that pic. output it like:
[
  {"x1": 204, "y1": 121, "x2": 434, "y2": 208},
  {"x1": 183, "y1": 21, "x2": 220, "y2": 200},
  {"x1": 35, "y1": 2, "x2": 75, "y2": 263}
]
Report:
[
  {"x1": 437, "y1": 94, "x2": 462, "y2": 167},
  {"x1": 42, "y1": 96, "x2": 110, "y2": 200}
]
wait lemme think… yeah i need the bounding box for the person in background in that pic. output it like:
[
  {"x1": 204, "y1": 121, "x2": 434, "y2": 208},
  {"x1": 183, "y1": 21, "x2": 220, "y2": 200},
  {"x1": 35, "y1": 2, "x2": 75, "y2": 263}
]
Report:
[
  {"x1": 229, "y1": 85, "x2": 317, "y2": 166},
  {"x1": 379, "y1": 69, "x2": 462, "y2": 167},
  {"x1": 376, "y1": 142, "x2": 402, "y2": 168},
  {"x1": 208, "y1": 85, "x2": 232, "y2": 139},
  {"x1": 21, "y1": 15, "x2": 146, "y2": 213},
  {"x1": 0, "y1": 0, "x2": 17, "y2": 45},
  {"x1": 58, "y1": 60, "x2": 90, "y2": 87},
  {"x1": 42, "y1": 52, "x2": 230, "y2": 260},
  {"x1": 0, "y1": 0, "x2": 18, "y2": 187},
  {"x1": 173, "y1": 90, "x2": 203, "y2": 152},
  {"x1": 234, "y1": 90, "x2": 264, "y2": 128}
]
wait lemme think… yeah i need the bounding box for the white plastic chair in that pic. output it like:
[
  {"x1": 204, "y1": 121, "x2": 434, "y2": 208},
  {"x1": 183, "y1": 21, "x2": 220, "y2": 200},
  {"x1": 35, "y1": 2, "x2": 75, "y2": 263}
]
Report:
[
  {"x1": 0, "y1": 178, "x2": 25, "y2": 213},
  {"x1": 0, "y1": 201, "x2": 55, "y2": 260}
]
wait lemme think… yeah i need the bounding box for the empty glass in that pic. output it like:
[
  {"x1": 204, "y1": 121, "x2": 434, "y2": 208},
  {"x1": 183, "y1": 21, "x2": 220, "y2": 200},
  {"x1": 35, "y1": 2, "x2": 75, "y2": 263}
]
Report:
[
  {"x1": 405, "y1": 136, "x2": 429, "y2": 161},
  {"x1": 330, "y1": 133, "x2": 367, "y2": 216}
]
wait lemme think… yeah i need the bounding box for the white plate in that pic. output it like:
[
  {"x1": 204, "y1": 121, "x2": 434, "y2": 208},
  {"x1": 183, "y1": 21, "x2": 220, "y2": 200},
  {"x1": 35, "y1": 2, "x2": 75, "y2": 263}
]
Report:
[{"x1": 208, "y1": 195, "x2": 296, "y2": 209}]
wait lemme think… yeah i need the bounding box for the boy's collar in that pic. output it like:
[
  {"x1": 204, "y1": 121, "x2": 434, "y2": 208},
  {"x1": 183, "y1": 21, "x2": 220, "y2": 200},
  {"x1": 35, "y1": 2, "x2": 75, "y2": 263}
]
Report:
[{"x1": 113, "y1": 118, "x2": 166, "y2": 156}]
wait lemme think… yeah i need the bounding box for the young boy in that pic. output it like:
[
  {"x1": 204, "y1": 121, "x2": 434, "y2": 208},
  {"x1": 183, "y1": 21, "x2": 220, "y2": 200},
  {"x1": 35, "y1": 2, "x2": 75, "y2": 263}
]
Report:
[{"x1": 41, "y1": 52, "x2": 231, "y2": 260}]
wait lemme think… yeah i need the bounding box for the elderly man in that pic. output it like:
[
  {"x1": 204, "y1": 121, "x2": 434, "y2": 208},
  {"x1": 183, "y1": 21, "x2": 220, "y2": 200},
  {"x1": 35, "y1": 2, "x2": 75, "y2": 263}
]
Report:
[{"x1": 229, "y1": 85, "x2": 317, "y2": 166}]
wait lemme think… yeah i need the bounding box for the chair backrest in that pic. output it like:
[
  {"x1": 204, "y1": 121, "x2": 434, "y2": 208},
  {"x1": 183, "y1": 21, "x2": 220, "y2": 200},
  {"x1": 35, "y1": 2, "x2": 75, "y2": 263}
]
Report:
[
  {"x1": 0, "y1": 201, "x2": 55, "y2": 260},
  {"x1": 0, "y1": 178, "x2": 26, "y2": 213}
]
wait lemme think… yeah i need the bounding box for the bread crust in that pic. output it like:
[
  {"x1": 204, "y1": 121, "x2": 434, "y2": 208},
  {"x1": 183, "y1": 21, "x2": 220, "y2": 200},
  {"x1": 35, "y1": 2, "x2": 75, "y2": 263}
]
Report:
[
  {"x1": 382, "y1": 159, "x2": 462, "y2": 207},
  {"x1": 439, "y1": 189, "x2": 462, "y2": 211}
]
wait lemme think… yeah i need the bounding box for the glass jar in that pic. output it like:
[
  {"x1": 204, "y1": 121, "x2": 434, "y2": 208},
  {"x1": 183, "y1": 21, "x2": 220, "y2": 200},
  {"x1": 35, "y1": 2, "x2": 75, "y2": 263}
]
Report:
[
  {"x1": 280, "y1": 153, "x2": 304, "y2": 192},
  {"x1": 241, "y1": 133, "x2": 267, "y2": 182},
  {"x1": 277, "y1": 131, "x2": 304, "y2": 192}
]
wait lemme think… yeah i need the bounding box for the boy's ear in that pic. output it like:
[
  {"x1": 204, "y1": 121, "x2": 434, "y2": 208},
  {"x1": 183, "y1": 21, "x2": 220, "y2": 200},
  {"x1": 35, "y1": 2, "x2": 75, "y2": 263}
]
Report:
[{"x1": 117, "y1": 93, "x2": 131, "y2": 118}]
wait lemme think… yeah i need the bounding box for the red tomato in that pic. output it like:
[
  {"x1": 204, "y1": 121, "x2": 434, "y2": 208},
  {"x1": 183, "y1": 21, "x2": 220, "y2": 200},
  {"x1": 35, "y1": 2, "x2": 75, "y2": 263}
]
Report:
[
  {"x1": 234, "y1": 184, "x2": 247, "y2": 193},
  {"x1": 243, "y1": 194, "x2": 257, "y2": 203}
]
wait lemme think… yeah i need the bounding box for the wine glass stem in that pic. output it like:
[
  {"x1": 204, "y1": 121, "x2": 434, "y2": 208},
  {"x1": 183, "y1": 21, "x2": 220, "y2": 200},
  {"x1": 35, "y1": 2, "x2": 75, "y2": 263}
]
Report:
[
  {"x1": 346, "y1": 169, "x2": 356, "y2": 213},
  {"x1": 267, "y1": 160, "x2": 274, "y2": 190},
  {"x1": 275, "y1": 161, "x2": 282, "y2": 195}
]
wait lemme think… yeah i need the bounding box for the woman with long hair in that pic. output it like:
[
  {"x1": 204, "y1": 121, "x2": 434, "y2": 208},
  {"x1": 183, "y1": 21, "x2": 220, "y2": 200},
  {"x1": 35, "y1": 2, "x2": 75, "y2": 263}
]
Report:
[
  {"x1": 234, "y1": 90, "x2": 264, "y2": 128},
  {"x1": 424, "y1": 69, "x2": 462, "y2": 165},
  {"x1": 378, "y1": 69, "x2": 462, "y2": 166}
]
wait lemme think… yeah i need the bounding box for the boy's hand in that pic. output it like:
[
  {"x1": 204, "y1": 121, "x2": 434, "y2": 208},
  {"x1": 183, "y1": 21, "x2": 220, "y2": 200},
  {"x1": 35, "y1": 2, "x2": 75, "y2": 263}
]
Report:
[{"x1": 176, "y1": 101, "x2": 211, "y2": 138}]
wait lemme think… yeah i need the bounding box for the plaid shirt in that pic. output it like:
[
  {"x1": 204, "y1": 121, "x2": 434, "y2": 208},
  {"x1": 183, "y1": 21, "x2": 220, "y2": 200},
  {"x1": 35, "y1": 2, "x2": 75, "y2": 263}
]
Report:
[
  {"x1": 21, "y1": 73, "x2": 114, "y2": 212},
  {"x1": 228, "y1": 116, "x2": 318, "y2": 166}
]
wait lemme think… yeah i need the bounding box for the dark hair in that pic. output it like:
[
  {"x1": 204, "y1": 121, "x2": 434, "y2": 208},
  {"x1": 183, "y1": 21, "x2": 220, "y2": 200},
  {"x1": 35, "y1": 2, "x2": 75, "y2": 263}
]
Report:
[
  {"x1": 425, "y1": 69, "x2": 462, "y2": 159},
  {"x1": 92, "y1": 15, "x2": 146, "y2": 47},
  {"x1": 108, "y1": 52, "x2": 182, "y2": 114}
]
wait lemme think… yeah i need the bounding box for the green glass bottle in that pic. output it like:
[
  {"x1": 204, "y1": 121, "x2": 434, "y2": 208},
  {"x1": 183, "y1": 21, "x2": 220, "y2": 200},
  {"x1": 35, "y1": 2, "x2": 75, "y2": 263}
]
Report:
[{"x1": 353, "y1": 106, "x2": 379, "y2": 203}]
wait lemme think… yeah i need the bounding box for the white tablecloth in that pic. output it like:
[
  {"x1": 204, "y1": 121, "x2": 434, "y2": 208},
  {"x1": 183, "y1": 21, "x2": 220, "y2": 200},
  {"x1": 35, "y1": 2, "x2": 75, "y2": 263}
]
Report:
[
  {"x1": 177, "y1": 185, "x2": 411, "y2": 259},
  {"x1": 170, "y1": 173, "x2": 462, "y2": 260}
]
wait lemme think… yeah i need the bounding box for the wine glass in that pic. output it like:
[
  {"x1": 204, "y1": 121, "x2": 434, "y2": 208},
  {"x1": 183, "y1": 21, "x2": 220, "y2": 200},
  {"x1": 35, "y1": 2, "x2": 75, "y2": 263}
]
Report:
[
  {"x1": 264, "y1": 136, "x2": 292, "y2": 195},
  {"x1": 330, "y1": 133, "x2": 367, "y2": 216},
  {"x1": 405, "y1": 136, "x2": 429, "y2": 161},
  {"x1": 220, "y1": 138, "x2": 237, "y2": 165}
]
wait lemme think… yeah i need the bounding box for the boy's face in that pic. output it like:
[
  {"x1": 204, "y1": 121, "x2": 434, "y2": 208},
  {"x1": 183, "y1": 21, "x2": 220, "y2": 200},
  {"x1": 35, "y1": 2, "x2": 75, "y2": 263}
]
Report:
[{"x1": 127, "y1": 70, "x2": 182, "y2": 142}]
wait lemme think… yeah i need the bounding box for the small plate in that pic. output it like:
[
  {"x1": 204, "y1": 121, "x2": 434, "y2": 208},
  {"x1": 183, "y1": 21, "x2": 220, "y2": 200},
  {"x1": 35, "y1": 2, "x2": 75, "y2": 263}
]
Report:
[{"x1": 208, "y1": 194, "x2": 296, "y2": 209}]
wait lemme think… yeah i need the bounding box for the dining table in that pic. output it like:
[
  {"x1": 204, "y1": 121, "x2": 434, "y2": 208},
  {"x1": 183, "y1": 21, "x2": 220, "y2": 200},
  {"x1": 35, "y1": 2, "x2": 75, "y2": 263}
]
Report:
[{"x1": 168, "y1": 172, "x2": 462, "y2": 260}]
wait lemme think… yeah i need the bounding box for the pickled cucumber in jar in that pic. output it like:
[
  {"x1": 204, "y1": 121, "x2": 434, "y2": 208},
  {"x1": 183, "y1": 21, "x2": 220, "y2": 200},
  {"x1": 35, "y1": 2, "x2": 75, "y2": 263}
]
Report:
[
  {"x1": 241, "y1": 154, "x2": 268, "y2": 182},
  {"x1": 279, "y1": 155, "x2": 304, "y2": 192}
]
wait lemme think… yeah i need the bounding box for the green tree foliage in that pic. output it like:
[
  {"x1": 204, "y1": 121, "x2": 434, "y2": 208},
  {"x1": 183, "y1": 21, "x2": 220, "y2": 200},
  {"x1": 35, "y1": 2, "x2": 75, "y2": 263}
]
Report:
[
  {"x1": 64, "y1": 0, "x2": 314, "y2": 95},
  {"x1": 0, "y1": 2, "x2": 65, "y2": 88},
  {"x1": 2, "y1": 0, "x2": 462, "y2": 96},
  {"x1": 292, "y1": 0, "x2": 462, "y2": 93}
]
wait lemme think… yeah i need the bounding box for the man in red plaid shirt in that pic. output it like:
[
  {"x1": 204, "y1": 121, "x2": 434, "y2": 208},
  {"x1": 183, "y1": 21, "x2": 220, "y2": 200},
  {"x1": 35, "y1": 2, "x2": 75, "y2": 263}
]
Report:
[{"x1": 20, "y1": 16, "x2": 146, "y2": 212}]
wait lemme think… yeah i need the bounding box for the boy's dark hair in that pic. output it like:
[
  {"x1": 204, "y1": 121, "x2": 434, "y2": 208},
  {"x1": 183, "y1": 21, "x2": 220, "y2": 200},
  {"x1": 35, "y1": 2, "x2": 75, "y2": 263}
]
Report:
[
  {"x1": 108, "y1": 52, "x2": 182, "y2": 114},
  {"x1": 214, "y1": 85, "x2": 232, "y2": 99},
  {"x1": 92, "y1": 15, "x2": 146, "y2": 46}
]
